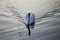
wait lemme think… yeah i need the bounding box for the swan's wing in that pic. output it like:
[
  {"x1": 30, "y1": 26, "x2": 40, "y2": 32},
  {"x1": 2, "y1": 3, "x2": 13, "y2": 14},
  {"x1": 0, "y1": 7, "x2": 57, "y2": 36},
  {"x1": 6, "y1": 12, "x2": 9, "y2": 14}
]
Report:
[
  {"x1": 7, "y1": 6, "x2": 25, "y2": 23},
  {"x1": 35, "y1": 8, "x2": 60, "y2": 26},
  {"x1": 35, "y1": 13, "x2": 53, "y2": 23}
]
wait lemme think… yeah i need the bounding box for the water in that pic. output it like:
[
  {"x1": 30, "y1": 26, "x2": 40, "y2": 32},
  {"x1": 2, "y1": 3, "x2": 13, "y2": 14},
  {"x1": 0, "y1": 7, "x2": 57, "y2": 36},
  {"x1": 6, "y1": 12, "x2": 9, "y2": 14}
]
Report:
[
  {"x1": 0, "y1": 0, "x2": 60, "y2": 40},
  {"x1": 0, "y1": 11, "x2": 60, "y2": 40}
]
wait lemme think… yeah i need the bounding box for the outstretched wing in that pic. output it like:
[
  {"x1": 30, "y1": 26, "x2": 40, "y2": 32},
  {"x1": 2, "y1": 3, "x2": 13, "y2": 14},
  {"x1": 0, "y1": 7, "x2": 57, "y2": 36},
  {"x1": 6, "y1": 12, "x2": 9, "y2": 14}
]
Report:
[
  {"x1": 7, "y1": 6, "x2": 25, "y2": 23},
  {"x1": 35, "y1": 8, "x2": 60, "y2": 26}
]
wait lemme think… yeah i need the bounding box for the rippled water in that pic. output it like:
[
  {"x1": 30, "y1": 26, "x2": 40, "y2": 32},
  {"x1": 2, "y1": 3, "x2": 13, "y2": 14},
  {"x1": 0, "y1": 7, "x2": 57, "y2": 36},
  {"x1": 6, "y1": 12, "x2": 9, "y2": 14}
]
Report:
[
  {"x1": 0, "y1": 0, "x2": 60, "y2": 40},
  {"x1": 0, "y1": 9, "x2": 60, "y2": 40}
]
